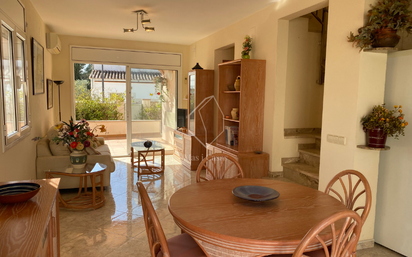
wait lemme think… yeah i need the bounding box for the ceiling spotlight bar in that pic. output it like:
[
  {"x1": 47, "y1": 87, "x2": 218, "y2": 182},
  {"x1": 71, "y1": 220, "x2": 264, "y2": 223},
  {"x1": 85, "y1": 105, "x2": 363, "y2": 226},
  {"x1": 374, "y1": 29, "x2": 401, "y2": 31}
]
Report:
[{"x1": 123, "y1": 9, "x2": 155, "y2": 33}]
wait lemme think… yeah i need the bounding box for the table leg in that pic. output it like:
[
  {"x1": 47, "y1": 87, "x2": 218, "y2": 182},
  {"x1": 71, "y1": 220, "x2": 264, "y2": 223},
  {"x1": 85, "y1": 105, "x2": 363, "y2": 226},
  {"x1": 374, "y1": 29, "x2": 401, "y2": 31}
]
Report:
[
  {"x1": 92, "y1": 174, "x2": 96, "y2": 207},
  {"x1": 131, "y1": 147, "x2": 135, "y2": 169}
]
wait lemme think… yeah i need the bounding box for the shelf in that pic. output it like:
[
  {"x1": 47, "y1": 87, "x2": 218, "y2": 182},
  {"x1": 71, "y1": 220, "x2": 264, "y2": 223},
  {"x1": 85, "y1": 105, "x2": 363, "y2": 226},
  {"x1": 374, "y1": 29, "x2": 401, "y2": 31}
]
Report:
[
  {"x1": 357, "y1": 145, "x2": 390, "y2": 151},
  {"x1": 223, "y1": 91, "x2": 240, "y2": 94},
  {"x1": 363, "y1": 47, "x2": 398, "y2": 54},
  {"x1": 224, "y1": 118, "x2": 240, "y2": 123}
]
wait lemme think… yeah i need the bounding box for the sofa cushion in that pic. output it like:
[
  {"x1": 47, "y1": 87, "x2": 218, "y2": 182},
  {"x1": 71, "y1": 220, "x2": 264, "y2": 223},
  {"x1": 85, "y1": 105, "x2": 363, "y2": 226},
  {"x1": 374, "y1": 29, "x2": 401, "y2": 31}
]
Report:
[
  {"x1": 95, "y1": 144, "x2": 111, "y2": 155},
  {"x1": 46, "y1": 126, "x2": 71, "y2": 156},
  {"x1": 50, "y1": 141, "x2": 71, "y2": 156},
  {"x1": 36, "y1": 138, "x2": 52, "y2": 157}
]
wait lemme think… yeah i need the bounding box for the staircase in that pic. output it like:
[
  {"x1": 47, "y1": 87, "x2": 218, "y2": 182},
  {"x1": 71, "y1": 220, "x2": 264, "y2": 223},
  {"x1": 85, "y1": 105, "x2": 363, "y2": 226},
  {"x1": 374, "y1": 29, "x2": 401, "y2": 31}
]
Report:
[{"x1": 281, "y1": 130, "x2": 321, "y2": 189}]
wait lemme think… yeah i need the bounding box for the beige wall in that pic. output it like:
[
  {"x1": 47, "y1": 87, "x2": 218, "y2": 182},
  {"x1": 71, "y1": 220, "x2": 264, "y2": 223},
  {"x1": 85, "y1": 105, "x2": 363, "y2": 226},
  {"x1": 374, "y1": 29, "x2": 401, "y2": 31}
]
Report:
[
  {"x1": 52, "y1": 35, "x2": 190, "y2": 122},
  {"x1": 0, "y1": 0, "x2": 54, "y2": 181},
  {"x1": 190, "y1": 0, "x2": 388, "y2": 242},
  {"x1": 284, "y1": 17, "x2": 323, "y2": 129}
]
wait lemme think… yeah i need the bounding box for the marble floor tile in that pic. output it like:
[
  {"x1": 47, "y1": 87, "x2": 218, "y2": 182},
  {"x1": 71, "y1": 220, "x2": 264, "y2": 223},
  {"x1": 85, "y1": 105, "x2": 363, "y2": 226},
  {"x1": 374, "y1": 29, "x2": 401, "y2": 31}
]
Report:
[{"x1": 58, "y1": 155, "x2": 403, "y2": 257}]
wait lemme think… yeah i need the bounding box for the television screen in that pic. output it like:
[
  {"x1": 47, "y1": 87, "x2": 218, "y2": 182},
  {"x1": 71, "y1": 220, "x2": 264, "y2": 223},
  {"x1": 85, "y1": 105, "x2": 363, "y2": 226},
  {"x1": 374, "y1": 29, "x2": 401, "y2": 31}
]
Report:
[{"x1": 177, "y1": 108, "x2": 187, "y2": 128}]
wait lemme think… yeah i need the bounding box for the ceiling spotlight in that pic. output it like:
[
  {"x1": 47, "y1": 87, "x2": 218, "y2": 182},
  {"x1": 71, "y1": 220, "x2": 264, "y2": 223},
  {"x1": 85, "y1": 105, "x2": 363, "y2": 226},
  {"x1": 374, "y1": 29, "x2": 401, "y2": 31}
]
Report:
[{"x1": 123, "y1": 9, "x2": 155, "y2": 33}]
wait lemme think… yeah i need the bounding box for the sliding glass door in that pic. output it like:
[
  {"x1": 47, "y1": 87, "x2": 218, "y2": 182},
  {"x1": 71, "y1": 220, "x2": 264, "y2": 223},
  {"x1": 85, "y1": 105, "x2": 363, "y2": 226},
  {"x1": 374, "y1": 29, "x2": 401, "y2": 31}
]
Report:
[{"x1": 126, "y1": 66, "x2": 178, "y2": 155}]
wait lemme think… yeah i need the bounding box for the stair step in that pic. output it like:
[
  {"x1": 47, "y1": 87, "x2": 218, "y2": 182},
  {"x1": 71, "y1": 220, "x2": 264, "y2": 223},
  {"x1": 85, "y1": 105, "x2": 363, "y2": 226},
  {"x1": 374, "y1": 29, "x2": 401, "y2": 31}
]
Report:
[
  {"x1": 282, "y1": 162, "x2": 319, "y2": 180},
  {"x1": 284, "y1": 133, "x2": 321, "y2": 139},
  {"x1": 282, "y1": 162, "x2": 319, "y2": 189},
  {"x1": 299, "y1": 148, "x2": 320, "y2": 158}
]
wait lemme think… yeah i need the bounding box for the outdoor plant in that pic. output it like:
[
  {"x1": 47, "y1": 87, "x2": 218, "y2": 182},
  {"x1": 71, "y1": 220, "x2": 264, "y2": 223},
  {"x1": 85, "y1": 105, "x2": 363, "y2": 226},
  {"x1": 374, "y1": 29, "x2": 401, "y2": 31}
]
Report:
[
  {"x1": 53, "y1": 117, "x2": 97, "y2": 151},
  {"x1": 75, "y1": 85, "x2": 125, "y2": 120},
  {"x1": 361, "y1": 104, "x2": 408, "y2": 139},
  {"x1": 140, "y1": 102, "x2": 162, "y2": 120},
  {"x1": 153, "y1": 76, "x2": 168, "y2": 102},
  {"x1": 241, "y1": 35, "x2": 252, "y2": 58},
  {"x1": 348, "y1": 0, "x2": 412, "y2": 50}
]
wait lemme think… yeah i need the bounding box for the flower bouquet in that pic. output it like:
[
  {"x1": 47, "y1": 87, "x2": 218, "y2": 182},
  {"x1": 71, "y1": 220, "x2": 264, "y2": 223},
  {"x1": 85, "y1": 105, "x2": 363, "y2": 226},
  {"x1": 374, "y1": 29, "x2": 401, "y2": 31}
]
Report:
[
  {"x1": 241, "y1": 35, "x2": 252, "y2": 59},
  {"x1": 361, "y1": 104, "x2": 408, "y2": 147},
  {"x1": 53, "y1": 117, "x2": 97, "y2": 168}
]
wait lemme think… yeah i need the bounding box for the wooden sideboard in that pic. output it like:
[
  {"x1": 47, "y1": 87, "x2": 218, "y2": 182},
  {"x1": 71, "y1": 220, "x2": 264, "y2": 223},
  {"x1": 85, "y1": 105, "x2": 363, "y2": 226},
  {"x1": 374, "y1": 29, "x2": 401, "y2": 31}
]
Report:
[
  {"x1": 0, "y1": 178, "x2": 60, "y2": 257},
  {"x1": 173, "y1": 130, "x2": 206, "y2": 170}
]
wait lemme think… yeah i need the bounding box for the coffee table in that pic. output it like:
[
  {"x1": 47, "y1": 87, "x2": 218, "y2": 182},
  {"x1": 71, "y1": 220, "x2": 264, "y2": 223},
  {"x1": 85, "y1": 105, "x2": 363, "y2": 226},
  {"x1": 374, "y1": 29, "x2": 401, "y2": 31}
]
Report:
[
  {"x1": 45, "y1": 163, "x2": 106, "y2": 210},
  {"x1": 131, "y1": 141, "x2": 165, "y2": 177}
]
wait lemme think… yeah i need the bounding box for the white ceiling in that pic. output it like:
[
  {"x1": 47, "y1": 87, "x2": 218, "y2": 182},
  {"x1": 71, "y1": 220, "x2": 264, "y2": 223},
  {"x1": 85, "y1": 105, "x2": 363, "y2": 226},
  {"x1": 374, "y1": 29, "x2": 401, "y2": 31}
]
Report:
[{"x1": 30, "y1": 0, "x2": 277, "y2": 45}]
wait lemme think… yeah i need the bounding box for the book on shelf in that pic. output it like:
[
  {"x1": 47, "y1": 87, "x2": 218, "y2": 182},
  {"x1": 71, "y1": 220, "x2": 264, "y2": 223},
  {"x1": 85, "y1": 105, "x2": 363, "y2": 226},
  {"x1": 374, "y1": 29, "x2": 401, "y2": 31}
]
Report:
[{"x1": 225, "y1": 126, "x2": 239, "y2": 146}]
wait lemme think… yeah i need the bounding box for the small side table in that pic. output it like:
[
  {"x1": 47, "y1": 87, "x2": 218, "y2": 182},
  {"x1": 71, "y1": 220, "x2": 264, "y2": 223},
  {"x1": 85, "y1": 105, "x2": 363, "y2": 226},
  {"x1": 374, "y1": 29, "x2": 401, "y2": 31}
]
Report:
[
  {"x1": 46, "y1": 163, "x2": 106, "y2": 210},
  {"x1": 131, "y1": 141, "x2": 165, "y2": 177}
]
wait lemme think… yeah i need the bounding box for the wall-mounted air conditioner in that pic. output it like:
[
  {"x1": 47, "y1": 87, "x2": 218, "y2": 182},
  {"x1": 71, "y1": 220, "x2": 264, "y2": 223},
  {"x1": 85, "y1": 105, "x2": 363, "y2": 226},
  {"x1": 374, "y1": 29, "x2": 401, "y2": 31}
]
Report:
[{"x1": 46, "y1": 33, "x2": 61, "y2": 54}]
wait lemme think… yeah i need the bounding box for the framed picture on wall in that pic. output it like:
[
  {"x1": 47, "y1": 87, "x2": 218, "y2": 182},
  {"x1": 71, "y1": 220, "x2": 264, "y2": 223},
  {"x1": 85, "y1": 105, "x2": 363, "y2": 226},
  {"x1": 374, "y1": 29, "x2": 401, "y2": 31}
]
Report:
[
  {"x1": 32, "y1": 38, "x2": 44, "y2": 95},
  {"x1": 47, "y1": 79, "x2": 53, "y2": 109}
]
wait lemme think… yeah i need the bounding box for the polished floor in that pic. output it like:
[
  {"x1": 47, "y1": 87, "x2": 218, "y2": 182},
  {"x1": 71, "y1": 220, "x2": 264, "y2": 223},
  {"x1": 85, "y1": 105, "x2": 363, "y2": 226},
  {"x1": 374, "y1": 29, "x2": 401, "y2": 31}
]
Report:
[
  {"x1": 104, "y1": 135, "x2": 174, "y2": 157},
  {"x1": 59, "y1": 156, "x2": 404, "y2": 257}
]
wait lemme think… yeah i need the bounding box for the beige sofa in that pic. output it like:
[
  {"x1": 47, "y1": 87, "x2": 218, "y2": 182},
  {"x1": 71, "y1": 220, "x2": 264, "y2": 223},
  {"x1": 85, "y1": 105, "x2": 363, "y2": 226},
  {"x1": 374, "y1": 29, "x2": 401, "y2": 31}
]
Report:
[{"x1": 36, "y1": 136, "x2": 115, "y2": 189}]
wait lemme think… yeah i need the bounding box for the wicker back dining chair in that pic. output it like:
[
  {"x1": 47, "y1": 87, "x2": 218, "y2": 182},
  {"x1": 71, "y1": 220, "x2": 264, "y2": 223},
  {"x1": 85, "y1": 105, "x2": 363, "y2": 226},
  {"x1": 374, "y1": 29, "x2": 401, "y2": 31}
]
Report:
[
  {"x1": 196, "y1": 153, "x2": 244, "y2": 183},
  {"x1": 324, "y1": 170, "x2": 372, "y2": 224},
  {"x1": 136, "y1": 182, "x2": 206, "y2": 257},
  {"x1": 292, "y1": 210, "x2": 363, "y2": 257}
]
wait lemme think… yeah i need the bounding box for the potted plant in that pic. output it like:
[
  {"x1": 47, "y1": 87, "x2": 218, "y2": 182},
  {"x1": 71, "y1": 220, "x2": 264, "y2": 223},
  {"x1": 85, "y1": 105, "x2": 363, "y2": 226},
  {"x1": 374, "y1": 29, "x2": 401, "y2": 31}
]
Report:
[
  {"x1": 241, "y1": 35, "x2": 252, "y2": 59},
  {"x1": 348, "y1": 0, "x2": 412, "y2": 50},
  {"x1": 53, "y1": 117, "x2": 98, "y2": 168},
  {"x1": 153, "y1": 76, "x2": 168, "y2": 102},
  {"x1": 361, "y1": 104, "x2": 408, "y2": 148}
]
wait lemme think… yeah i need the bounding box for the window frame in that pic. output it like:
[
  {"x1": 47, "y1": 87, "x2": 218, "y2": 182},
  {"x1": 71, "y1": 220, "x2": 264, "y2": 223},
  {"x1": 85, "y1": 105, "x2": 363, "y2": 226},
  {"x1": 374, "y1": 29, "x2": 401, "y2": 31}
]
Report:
[{"x1": 0, "y1": 8, "x2": 31, "y2": 152}]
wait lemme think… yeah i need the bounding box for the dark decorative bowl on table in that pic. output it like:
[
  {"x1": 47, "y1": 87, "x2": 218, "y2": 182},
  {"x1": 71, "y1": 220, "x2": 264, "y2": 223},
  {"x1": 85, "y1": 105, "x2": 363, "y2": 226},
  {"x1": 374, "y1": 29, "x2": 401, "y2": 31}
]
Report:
[
  {"x1": 143, "y1": 140, "x2": 153, "y2": 149},
  {"x1": 0, "y1": 182, "x2": 41, "y2": 204},
  {"x1": 232, "y1": 185, "x2": 280, "y2": 202}
]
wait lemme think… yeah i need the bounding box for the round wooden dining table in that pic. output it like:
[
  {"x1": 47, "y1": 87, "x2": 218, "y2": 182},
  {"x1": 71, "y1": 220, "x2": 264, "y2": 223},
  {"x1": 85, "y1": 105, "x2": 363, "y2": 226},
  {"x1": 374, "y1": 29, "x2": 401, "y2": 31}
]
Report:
[{"x1": 168, "y1": 178, "x2": 349, "y2": 257}]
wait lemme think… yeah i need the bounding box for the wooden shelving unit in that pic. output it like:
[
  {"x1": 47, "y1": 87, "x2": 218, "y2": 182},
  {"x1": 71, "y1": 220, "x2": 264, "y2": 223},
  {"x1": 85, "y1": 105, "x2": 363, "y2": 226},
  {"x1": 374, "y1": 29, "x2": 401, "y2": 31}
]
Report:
[
  {"x1": 173, "y1": 69, "x2": 214, "y2": 170},
  {"x1": 216, "y1": 59, "x2": 266, "y2": 153},
  {"x1": 223, "y1": 118, "x2": 239, "y2": 123},
  {"x1": 207, "y1": 59, "x2": 269, "y2": 179}
]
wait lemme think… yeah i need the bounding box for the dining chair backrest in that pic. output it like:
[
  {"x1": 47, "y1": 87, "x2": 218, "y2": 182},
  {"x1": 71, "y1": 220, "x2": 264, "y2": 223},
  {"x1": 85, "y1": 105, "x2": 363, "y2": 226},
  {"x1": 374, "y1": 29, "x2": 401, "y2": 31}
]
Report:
[
  {"x1": 292, "y1": 210, "x2": 363, "y2": 257},
  {"x1": 324, "y1": 170, "x2": 372, "y2": 224},
  {"x1": 196, "y1": 153, "x2": 244, "y2": 183},
  {"x1": 136, "y1": 181, "x2": 170, "y2": 257}
]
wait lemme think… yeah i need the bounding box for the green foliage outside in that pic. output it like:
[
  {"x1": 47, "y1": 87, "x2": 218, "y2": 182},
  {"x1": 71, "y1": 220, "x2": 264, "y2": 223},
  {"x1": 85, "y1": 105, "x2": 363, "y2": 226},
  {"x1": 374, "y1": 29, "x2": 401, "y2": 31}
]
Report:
[
  {"x1": 140, "y1": 102, "x2": 162, "y2": 120},
  {"x1": 74, "y1": 63, "x2": 93, "y2": 89},
  {"x1": 75, "y1": 83, "x2": 125, "y2": 121}
]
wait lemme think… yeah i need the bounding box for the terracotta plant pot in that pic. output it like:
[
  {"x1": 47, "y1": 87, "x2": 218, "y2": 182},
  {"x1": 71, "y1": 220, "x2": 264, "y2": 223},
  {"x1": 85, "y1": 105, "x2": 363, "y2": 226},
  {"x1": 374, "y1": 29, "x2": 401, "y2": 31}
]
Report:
[
  {"x1": 372, "y1": 28, "x2": 400, "y2": 48},
  {"x1": 366, "y1": 128, "x2": 387, "y2": 148}
]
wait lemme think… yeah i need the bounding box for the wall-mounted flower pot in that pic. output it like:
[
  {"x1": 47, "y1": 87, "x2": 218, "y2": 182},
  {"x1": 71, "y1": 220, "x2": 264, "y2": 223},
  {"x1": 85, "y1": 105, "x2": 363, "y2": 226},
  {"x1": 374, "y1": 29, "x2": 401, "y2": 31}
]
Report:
[
  {"x1": 372, "y1": 28, "x2": 400, "y2": 48},
  {"x1": 366, "y1": 128, "x2": 387, "y2": 148}
]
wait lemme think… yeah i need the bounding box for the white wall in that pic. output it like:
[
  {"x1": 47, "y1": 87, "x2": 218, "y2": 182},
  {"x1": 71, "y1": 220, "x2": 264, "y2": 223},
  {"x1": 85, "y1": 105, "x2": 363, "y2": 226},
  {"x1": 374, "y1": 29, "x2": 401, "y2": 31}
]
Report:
[
  {"x1": 0, "y1": 0, "x2": 54, "y2": 181},
  {"x1": 284, "y1": 17, "x2": 323, "y2": 128},
  {"x1": 374, "y1": 50, "x2": 412, "y2": 256}
]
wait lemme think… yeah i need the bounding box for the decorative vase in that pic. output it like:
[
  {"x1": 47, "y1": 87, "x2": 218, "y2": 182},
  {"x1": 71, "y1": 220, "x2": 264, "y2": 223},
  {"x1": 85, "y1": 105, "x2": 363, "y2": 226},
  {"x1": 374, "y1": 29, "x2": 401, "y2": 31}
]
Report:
[
  {"x1": 242, "y1": 54, "x2": 250, "y2": 59},
  {"x1": 366, "y1": 128, "x2": 387, "y2": 148},
  {"x1": 192, "y1": 63, "x2": 203, "y2": 70},
  {"x1": 231, "y1": 108, "x2": 239, "y2": 120},
  {"x1": 234, "y1": 76, "x2": 240, "y2": 91},
  {"x1": 372, "y1": 28, "x2": 400, "y2": 48},
  {"x1": 70, "y1": 150, "x2": 87, "y2": 169},
  {"x1": 144, "y1": 140, "x2": 153, "y2": 148}
]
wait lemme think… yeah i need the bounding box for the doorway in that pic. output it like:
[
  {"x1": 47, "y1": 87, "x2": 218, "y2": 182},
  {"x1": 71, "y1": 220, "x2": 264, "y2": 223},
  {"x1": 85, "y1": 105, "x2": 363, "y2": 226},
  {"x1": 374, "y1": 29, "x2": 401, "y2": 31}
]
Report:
[{"x1": 73, "y1": 63, "x2": 176, "y2": 157}]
